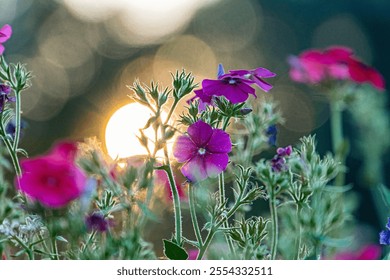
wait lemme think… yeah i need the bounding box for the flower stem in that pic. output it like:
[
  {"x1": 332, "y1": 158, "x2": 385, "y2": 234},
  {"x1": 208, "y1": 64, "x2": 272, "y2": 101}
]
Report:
[
  {"x1": 188, "y1": 184, "x2": 203, "y2": 247},
  {"x1": 294, "y1": 203, "x2": 302, "y2": 260},
  {"x1": 330, "y1": 100, "x2": 345, "y2": 186},
  {"x1": 12, "y1": 90, "x2": 21, "y2": 150},
  {"x1": 51, "y1": 236, "x2": 59, "y2": 260},
  {"x1": 11, "y1": 235, "x2": 34, "y2": 260},
  {"x1": 269, "y1": 189, "x2": 278, "y2": 260},
  {"x1": 218, "y1": 172, "x2": 234, "y2": 254},
  {"x1": 162, "y1": 164, "x2": 182, "y2": 245}
]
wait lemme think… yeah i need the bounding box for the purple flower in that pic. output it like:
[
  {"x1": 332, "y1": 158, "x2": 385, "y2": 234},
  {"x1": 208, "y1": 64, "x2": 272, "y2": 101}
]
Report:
[
  {"x1": 188, "y1": 88, "x2": 214, "y2": 112},
  {"x1": 6, "y1": 118, "x2": 27, "y2": 140},
  {"x1": 229, "y1": 67, "x2": 276, "y2": 92},
  {"x1": 0, "y1": 24, "x2": 12, "y2": 55},
  {"x1": 271, "y1": 145, "x2": 292, "y2": 172},
  {"x1": 173, "y1": 120, "x2": 232, "y2": 182},
  {"x1": 202, "y1": 74, "x2": 255, "y2": 104},
  {"x1": 86, "y1": 212, "x2": 110, "y2": 232},
  {"x1": 0, "y1": 84, "x2": 14, "y2": 112},
  {"x1": 379, "y1": 217, "x2": 390, "y2": 245}
]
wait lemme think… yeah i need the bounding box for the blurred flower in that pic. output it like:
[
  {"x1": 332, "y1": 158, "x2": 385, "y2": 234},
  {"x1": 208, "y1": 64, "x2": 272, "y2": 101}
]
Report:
[
  {"x1": 85, "y1": 212, "x2": 110, "y2": 232},
  {"x1": 17, "y1": 141, "x2": 87, "y2": 208},
  {"x1": 155, "y1": 167, "x2": 186, "y2": 202},
  {"x1": 379, "y1": 217, "x2": 390, "y2": 245},
  {"x1": 0, "y1": 84, "x2": 14, "y2": 112},
  {"x1": 266, "y1": 125, "x2": 278, "y2": 146},
  {"x1": 229, "y1": 67, "x2": 276, "y2": 92},
  {"x1": 334, "y1": 244, "x2": 381, "y2": 260},
  {"x1": 288, "y1": 46, "x2": 385, "y2": 90},
  {"x1": 0, "y1": 24, "x2": 12, "y2": 55},
  {"x1": 173, "y1": 120, "x2": 232, "y2": 182},
  {"x1": 202, "y1": 74, "x2": 255, "y2": 104},
  {"x1": 5, "y1": 118, "x2": 27, "y2": 140},
  {"x1": 187, "y1": 249, "x2": 199, "y2": 260},
  {"x1": 271, "y1": 145, "x2": 292, "y2": 172}
]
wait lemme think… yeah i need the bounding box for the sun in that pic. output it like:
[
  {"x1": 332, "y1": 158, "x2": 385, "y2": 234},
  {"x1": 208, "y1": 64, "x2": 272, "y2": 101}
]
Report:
[{"x1": 105, "y1": 103, "x2": 170, "y2": 160}]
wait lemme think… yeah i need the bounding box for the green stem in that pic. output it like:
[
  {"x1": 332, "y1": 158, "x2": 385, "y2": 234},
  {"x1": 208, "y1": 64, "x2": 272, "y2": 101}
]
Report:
[
  {"x1": 163, "y1": 164, "x2": 182, "y2": 244},
  {"x1": 269, "y1": 190, "x2": 278, "y2": 260},
  {"x1": 164, "y1": 99, "x2": 179, "y2": 126},
  {"x1": 82, "y1": 230, "x2": 97, "y2": 254},
  {"x1": 197, "y1": 229, "x2": 216, "y2": 260},
  {"x1": 51, "y1": 236, "x2": 59, "y2": 260},
  {"x1": 188, "y1": 184, "x2": 203, "y2": 247},
  {"x1": 218, "y1": 172, "x2": 234, "y2": 254},
  {"x1": 294, "y1": 203, "x2": 302, "y2": 260},
  {"x1": 330, "y1": 101, "x2": 345, "y2": 186},
  {"x1": 12, "y1": 90, "x2": 21, "y2": 150},
  {"x1": 12, "y1": 235, "x2": 34, "y2": 260}
]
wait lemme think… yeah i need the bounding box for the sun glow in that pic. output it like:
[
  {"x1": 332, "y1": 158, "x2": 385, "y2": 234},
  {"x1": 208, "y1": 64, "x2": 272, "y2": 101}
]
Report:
[{"x1": 105, "y1": 103, "x2": 171, "y2": 160}]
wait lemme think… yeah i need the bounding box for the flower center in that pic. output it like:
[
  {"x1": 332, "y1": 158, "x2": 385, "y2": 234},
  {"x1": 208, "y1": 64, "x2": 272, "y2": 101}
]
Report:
[
  {"x1": 228, "y1": 78, "x2": 237, "y2": 85},
  {"x1": 198, "y1": 148, "x2": 206, "y2": 155}
]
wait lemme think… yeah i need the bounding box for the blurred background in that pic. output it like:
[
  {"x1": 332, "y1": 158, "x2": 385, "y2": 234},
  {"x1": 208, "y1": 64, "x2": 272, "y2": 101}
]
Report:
[{"x1": 1, "y1": 0, "x2": 389, "y2": 246}]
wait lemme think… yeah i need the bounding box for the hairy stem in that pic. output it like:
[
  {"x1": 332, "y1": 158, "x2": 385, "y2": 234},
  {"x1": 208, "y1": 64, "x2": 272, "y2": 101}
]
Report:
[
  {"x1": 269, "y1": 189, "x2": 278, "y2": 260},
  {"x1": 189, "y1": 184, "x2": 203, "y2": 247}
]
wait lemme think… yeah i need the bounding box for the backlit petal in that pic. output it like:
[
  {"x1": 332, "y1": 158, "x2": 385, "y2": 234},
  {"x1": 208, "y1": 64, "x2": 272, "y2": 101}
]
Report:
[
  {"x1": 173, "y1": 135, "x2": 197, "y2": 162},
  {"x1": 204, "y1": 153, "x2": 229, "y2": 178},
  {"x1": 187, "y1": 120, "x2": 213, "y2": 147},
  {"x1": 181, "y1": 156, "x2": 207, "y2": 182},
  {"x1": 206, "y1": 129, "x2": 232, "y2": 153}
]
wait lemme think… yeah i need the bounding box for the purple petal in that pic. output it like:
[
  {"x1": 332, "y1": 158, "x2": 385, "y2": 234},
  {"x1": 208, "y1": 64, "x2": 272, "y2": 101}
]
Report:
[
  {"x1": 229, "y1": 69, "x2": 250, "y2": 76},
  {"x1": 217, "y1": 64, "x2": 225, "y2": 78},
  {"x1": 253, "y1": 76, "x2": 273, "y2": 92},
  {"x1": 173, "y1": 135, "x2": 198, "y2": 163},
  {"x1": 253, "y1": 67, "x2": 276, "y2": 78},
  {"x1": 187, "y1": 120, "x2": 213, "y2": 147},
  {"x1": 206, "y1": 129, "x2": 232, "y2": 153},
  {"x1": 204, "y1": 153, "x2": 229, "y2": 178},
  {"x1": 181, "y1": 156, "x2": 207, "y2": 182},
  {"x1": 219, "y1": 85, "x2": 249, "y2": 103},
  {"x1": 0, "y1": 24, "x2": 12, "y2": 43}
]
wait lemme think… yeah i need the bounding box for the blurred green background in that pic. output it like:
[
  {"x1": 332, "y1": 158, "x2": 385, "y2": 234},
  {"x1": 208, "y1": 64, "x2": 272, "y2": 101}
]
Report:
[{"x1": 2, "y1": 0, "x2": 389, "y2": 238}]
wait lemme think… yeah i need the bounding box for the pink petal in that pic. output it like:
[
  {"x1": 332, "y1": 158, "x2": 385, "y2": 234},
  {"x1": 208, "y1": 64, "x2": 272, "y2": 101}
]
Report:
[
  {"x1": 367, "y1": 67, "x2": 385, "y2": 91},
  {"x1": 204, "y1": 153, "x2": 229, "y2": 178},
  {"x1": 181, "y1": 156, "x2": 207, "y2": 182},
  {"x1": 253, "y1": 67, "x2": 276, "y2": 78},
  {"x1": 187, "y1": 121, "x2": 213, "y2": 147},
  {"x1": 357, "y1": 245, "x2": 381, "y2": 260},
  {"x1": 206, "y1": 129, "x2": 232, "y2": 153},
  {"x1": 49, "y1": 141, "x2": 78, "y2": 161},
  {"x1": 0, "y1": 24, "x2": 12, "y2": 43},
  {"x1": 253, "y1": 76, "x2": 273, "y2": 92},
  {"x1": 173, "y1": 135, "x2": 198, "y2": 163}
]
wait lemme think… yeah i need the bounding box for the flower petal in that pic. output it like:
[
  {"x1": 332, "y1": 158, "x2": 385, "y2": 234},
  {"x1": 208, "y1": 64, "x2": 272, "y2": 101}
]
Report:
[
  {"x1": 253, "y1": 67, "x2": 276, "y2": 78},
  {"x1": 173, "y1": 135, "x2": 198, "y2": 162},
  {"x1": 187, "y1": 120, "x2": 213, "y2": 147},
  {"x1": 206, "y1": 129, "x2": 232, "y2": 153},
  {"x1": 204, "y1": 153, "x2": 229, "y2": 178},
  {"x1": 253, "y1": 76, "x2": 273, "y2": 92},
  {"x1": 0, "y1": 24, "x2": 12, "y2": 43},
  {"x1": 181, "y1": 156, "x2": 207, "y2": 182}
]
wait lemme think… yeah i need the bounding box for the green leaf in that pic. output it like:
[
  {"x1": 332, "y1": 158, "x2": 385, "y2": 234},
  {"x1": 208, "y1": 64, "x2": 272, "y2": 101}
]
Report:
[
  {"x1": 163, "y1": 239, "x2": 188, "y2": 260},
  {"x1": 56, "y1": 236, "x2": 68, "y2": 243}
]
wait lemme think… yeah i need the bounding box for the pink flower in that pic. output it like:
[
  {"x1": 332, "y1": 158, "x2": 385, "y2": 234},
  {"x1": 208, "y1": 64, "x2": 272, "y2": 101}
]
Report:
[
  {"x1": 173, "y1": 121, "x2": 232, "y2": 182},
  {"x1": 334, "y1": 244, "x2": 381, "y2": 260},
  {"x1": 0, "y1": 24, "x2": 12, "y2": 55},
  {"x1": 17, "y1": 141, "x2": 87, "y2": 208},
  {"x1": 289, "y1": 46, "x2": 385, "y2": 90},
  {"x1": 229, "y1": 67, "x2": 276, "y2": 92},
  {"x1": 155, "y1": 166, "x2": 187, "y2": 201},
  {"x1": 202, "y1": 74, "x2": 255, "y2": 104}
]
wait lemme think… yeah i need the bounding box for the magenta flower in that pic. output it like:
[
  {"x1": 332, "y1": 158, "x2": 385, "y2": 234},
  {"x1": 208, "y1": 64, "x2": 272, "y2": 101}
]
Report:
[
  {"x1": 0, "y1": 24, "x2": 12, "y2": 55},
  {"x1": 173, "y1": 121, "x2": 232, "y2": 182},
  {"x1": 187, "y1": 88, "x2": 214, "y2": 112},
  {"x1": 289, "y1": 46, "x2": 385, "y2": 90},
  {"x1": 334, "y1": 244, "x2": 381, "y2": 260},
  {"x1": 17, "y1": 141, "x2": 87, "y2": 208},
  {"x1": 85, "y1": 212, "x2": 111, "y2": 232},
  {"x1": 202, "y1": 74, "x2": 255, "y2": 104},
  {"x1": 229, "y1": 67, "x2": 276, "y2": 92}
]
